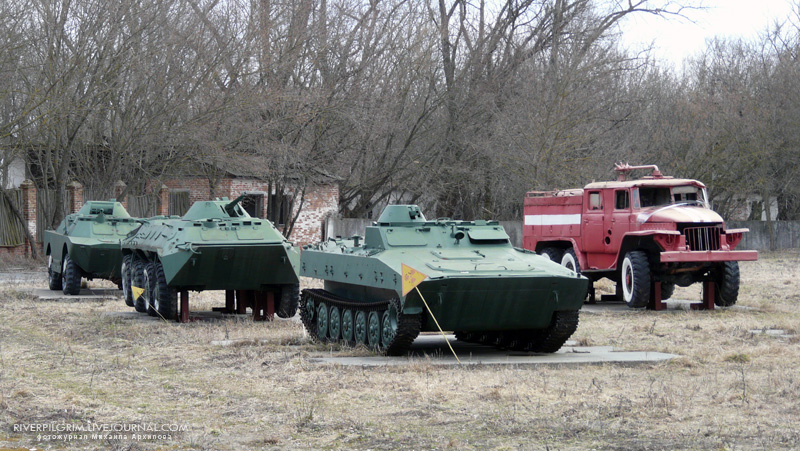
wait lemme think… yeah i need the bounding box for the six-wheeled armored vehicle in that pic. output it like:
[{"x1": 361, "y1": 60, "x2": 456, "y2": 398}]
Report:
[
  {"x1": 119, "y1": 195, "x2": 301, "y2": 322},
  {"x1": 299, "y1": 205, "x2": 589, "y2": 355},
  {"x1": 43, "y1": 200, "x2": 142, "y2": 295}
]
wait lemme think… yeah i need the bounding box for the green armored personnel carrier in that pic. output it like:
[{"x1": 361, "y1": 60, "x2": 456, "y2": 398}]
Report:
[
  {"x1": 120, "y1": 195, "x2": 301, "y2": 322},
  {"x1": 44, "y1": 200, "x2": 142, "y2": 295},
  {"x1": 300, "y1": 205, "x2": 589, "y2": 355}
]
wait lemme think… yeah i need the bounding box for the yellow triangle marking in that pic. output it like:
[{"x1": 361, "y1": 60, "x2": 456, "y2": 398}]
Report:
[
  {"x1": 132, "y1": 286, "x2": 144, "y2": 300},
  {"x1": 401, "y1": 263, "x2": 428, "y2": 296}
]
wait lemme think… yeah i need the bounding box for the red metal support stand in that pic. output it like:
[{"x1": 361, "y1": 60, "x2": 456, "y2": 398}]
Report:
[
  {"x1": 252, "y1": 291, "x2": 275, "y2": 321},
  {"x1": 648, "y1": 281, "x2": 666, "y2": 310},
  {"x1": 225, "y1": 290, "x2": 235, "y2": 313},
  {"x1": 692, "y1": 281, "x2": 716, "y2": 310},
  {"x1": 235, "y1": 290, "x2": 250, "y2": 314},
  {"x1": 179, "y1": 290, "x2": 189, "y2": 323}
]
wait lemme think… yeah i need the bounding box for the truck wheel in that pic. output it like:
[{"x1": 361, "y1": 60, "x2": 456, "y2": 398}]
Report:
[
  {"x1": 61, "y1": 253, "x2": 81, "y2": 295},
  {"x1": 121, "y1": 255, "x2": 134, "y2": 307},
  {"x1": 48, "y1": 254, "x2": 63, "y2": 291},
  {"x1": 142, "y1": 262, "x2": 157, "y2": 316},
  {"x1": 153, "y1": 261, "x2": 177, "y2": 320},
  {"x1": 133, "y1": 259, "x2": 148, "y2": 313},
  {"x1": 539, "y1": 247, "x2": 563, "y2": 263},
  {"x1": 277, "y1": 284, "x2": 300, "y2": 318},
  {"x1": 621, "y1": 251, "x2": 650, "y2": 308},
  {"x1": 660, "y1": 282, "x2": 675, "y2": 300},
  {"x1": 715, "y1": 262, "x2": 740, "y2": 307},
  {"x1": 561, "y1": 248, "x2": 581, "y2": 274}
]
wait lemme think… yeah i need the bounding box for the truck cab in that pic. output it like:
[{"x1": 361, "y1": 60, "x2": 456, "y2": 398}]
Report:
[{"x1": 524, "y1": 164, "x2": 757, "y2": 308}]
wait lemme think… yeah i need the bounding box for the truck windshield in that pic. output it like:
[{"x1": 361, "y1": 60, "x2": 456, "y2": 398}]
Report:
[{"x1": 639, "y1": 186, "x2": 707, "y2": 208}]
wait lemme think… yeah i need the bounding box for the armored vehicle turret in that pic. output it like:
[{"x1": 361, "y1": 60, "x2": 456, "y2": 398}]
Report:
[
  {"x1": 44, "y1": 200, "x2": 142, "y2": 295},
  {"x1": 300, "y1": 205, "x2": 589, "y2": 355},
  {"x1": 120, "y1": 195, "x2": 301, "y2": 322}
]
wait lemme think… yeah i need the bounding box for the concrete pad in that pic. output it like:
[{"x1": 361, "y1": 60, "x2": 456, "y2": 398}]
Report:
[
  {"x1": 0, "y1": 270, "x2": 46, "y2": 284},
  {"x1": 749, "y1": 329, "x2": 793, "y2": 338},
  {"x1": 311, "y1": 333, "x2": 678, "y2": 366},
  {"x1": 32, "y1": 288, "x2": 122, "y2": 301},
  {"x1": 581, "y1": 299, "x2": 754, "y2": 313}
]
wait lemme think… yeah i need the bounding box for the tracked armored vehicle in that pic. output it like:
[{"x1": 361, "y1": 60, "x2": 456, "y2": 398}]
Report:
[
  {"x1": 44, "y1": 200, "x2": 142, "y2": 295},
  {"x1": 120, "y1": 195, "x2": 301, "y2": 322},
  {"x1": 300, "y1": 205, "x2": 589, "y2": 355}
]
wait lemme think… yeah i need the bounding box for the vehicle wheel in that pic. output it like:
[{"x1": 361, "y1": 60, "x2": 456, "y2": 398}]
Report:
[
  {"x1": 540, "y1": 247, "x2": 563, "y2": 263},
  {"x1": 316, "y1": 302, "x2": 329, "y2": 340},
  {"x1": 621, "y1": 251, "x2": 650, "y2": 308},
  {"x1": 715, "y1": 261, "x2": 740, "y2": 307},
  {"x1": 328, "y1": 306, "x2": 341, "y2": 340},
  {"x1": 561, "y1": 248, "x2": 581, "y2": 274},
  {"x1": 121, "y1": 254, "x2": 134, "y2": 307},
  {"x1": 61, "y1": 253, "x2": 81, "y2": 295},
  {"x1": 153, "y1": 261, "x2": 177, "y2": 320},
  {"x1": 368, "y1": 311, "x2": 382, "y2": 349},
  {"x1": 47, "y1": 254, "x2": 63, "y2": 291},
  {"x1": 133, "y1": 259, "x2": 147, "y2": 313},
  {"x1": 341, "y1": 309, "x2": 355, "y2": 345},
  {"x1": 381, "y1": 306, "x2": 398, "y2": 349},
  {"x1": 142, "y1": 262, "x2": 157, "y2": 316},
  {"x1": 277, "y1": 283, "x2": 300, "y2": 318},
  {"x1": 354, "y1": 310, "x2": 367, "y2": 344},
  {"x1": 660, "y1": 282, "x2": 676, "y2": 300}
]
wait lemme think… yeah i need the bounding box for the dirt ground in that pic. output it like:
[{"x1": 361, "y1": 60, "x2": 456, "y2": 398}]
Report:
[{"x1": 0, "y1": 252, "x2": 798, "y2": 450}]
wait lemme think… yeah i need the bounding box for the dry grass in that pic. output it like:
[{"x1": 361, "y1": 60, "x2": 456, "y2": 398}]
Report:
[{"x1": 1, "y1": 254, "x2": 799, "y2": 450}]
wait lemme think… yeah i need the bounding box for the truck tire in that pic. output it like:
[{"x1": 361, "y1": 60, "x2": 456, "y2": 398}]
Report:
[
  {"x1": 142, "y1": 262, "x2": 157, "y2": 316},
  {"x1": 48, "y1": 254, "x2": 63, "y2": 291},
  {"x1": 561, "y1": 248, "x2": 581, "y2": 274},
  {"x1": 715, "y1": 261, "x2": 740, "y2": 307},
  {"x1": 153, "y1": 261, "x2": 178, "y2": 320},
  {"x1": 539, "y1": 247, "x2": 563, "y2": 263},
  {"x1": 277, "y1": 283, "x2": 300, "y2": 318},
  {"x1": 621, "y1": 251, "x2": 650, "y2": 308},
  {"x1": 660, "y1": 282, "x2": 675, "y2": 300},
  {"x1": 133, "y1": 259, "x2": 148, "y2": 313},
  {"x1": 61, "y1": 253, "x2": 81, "y2": 295},
  {"x1": 121, "y1": 254, "x2": 134, "y2": 307}
]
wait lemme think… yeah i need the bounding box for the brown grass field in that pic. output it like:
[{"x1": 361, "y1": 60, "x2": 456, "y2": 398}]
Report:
[{"x1": 0, "y1": 251, "x2": 798, "y2": 450}]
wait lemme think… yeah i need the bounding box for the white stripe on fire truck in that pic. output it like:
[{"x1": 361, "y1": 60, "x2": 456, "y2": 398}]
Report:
[{"x1": 524, "y1": 214, "x2": 582, "y2": 226}]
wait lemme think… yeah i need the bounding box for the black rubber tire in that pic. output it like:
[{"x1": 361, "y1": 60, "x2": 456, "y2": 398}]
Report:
[
  {"x1": 153, "y1": 261, "x2": 178, "y2": 320},
  {"x1": 715, "y1": 261, "x2": 740, "y2": 307},
  {"x1": 47, "y1": 254, "x2": 62, "y2": 291},
  {"x1": 61, "y1": 253, "x2": 81, "y2": 295},
  {"x1": 540, "y1": 247, "x2": 563, "y2": 263},
  {"x1": 660, "y1": 282, "x2": 676, "y2": 300},
  {"x1": 133, "y1": 259, "x2": 148, "y2": 313},
  {"x1": 121, "y1": 254, "x2": 134, "y2": 307},
  {"x1": 142, "y1": 262, "x2": 157, "y2": 316},
  {"x1": 561, "y1": 248, "x2": 581, "y2": 274},
  {"x1": 621, "y1": 250, "x2": 650, "y2": 308},
  {"x1": 277, "y1": 283, "x2": 300, "y2": 318}
]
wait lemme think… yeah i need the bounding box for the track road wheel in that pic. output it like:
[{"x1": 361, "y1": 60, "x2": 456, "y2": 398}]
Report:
[
  {"x1": 561, "y1": 248, "x2": 581, "y2": 274},
  {"x1": 48, "y1": 254, "x2": 62, "y2": 291},
  {"x1": 316, "y1": 302, "x2": 329, "y2": 340},
  {"x1": 715, "y1": 261, "x2": 740, "y2": 307},
  {"x1": 142, "y1": 262, "x2": 157, "y2": 316},
  {"x1": 621, "y1": 251, "x2": 650, "y2": 308},
  {"x1": 354, "y1": 310, "x2": 367, "y2": 345},
  {"x1": 328, "y1": 306, "x2": 341, "y2": 341},
  {"x1": 61, "y1": 253, "x2": 81, "y2": 295},
  {"x1": 528, "y1": 310, "x2": 580, "y2": 353},
  {"x1": 341, "y1": 309, "x2": 355, "y2": 345},
  {"x1": 368, "y1": 311, "x2": 382, "y2": 349},
  {"x1": 121, "y1": 254, "x2": 134, "y2": 307},
  {"x1": 299, "y1": 291, "x2": 317, "y2": 340},
  {"x1": 277, "y1": 283, "x2": 300, "y2": 318},
  {"x1": 153, "y1": 261, "x2": 177, "y2": 320},
  {"x1": 540, "y1": 247, "x2": 563, "y2": 263}
]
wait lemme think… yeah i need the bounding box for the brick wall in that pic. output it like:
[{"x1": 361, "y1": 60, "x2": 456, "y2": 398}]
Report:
[{"x1": 290, "y1": 184, "x2": 339, "y2": 247}]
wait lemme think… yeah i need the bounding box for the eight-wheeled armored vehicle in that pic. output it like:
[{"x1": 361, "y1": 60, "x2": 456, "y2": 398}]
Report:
[
  {"x1": 43, "y1": 200, "x2": 142, "y2": 295},
  {"x1": 120, "y1": 195, "x2": 301, "y2": 321},
  {"x1": 299, "y1": 205, "x2": 589, "y2": 355}
]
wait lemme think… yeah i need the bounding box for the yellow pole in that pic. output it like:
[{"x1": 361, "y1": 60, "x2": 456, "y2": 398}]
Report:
[{"x1": 415, "y1": 286, "x2": 460, "y2": 364}]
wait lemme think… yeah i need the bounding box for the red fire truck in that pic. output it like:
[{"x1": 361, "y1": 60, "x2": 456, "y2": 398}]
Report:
[{"x1": 523, "y1": 164, "x2": 758, "y2": 309}]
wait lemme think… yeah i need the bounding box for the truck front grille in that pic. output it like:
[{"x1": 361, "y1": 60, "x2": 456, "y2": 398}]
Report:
[{"x1": 683, "y1": 225, "x2": 722, "y2": 251}]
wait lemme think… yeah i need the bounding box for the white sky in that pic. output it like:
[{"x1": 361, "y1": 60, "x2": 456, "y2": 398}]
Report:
[{"x1": 619, "y1": 0, "x2": 797, "y2": 67}]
